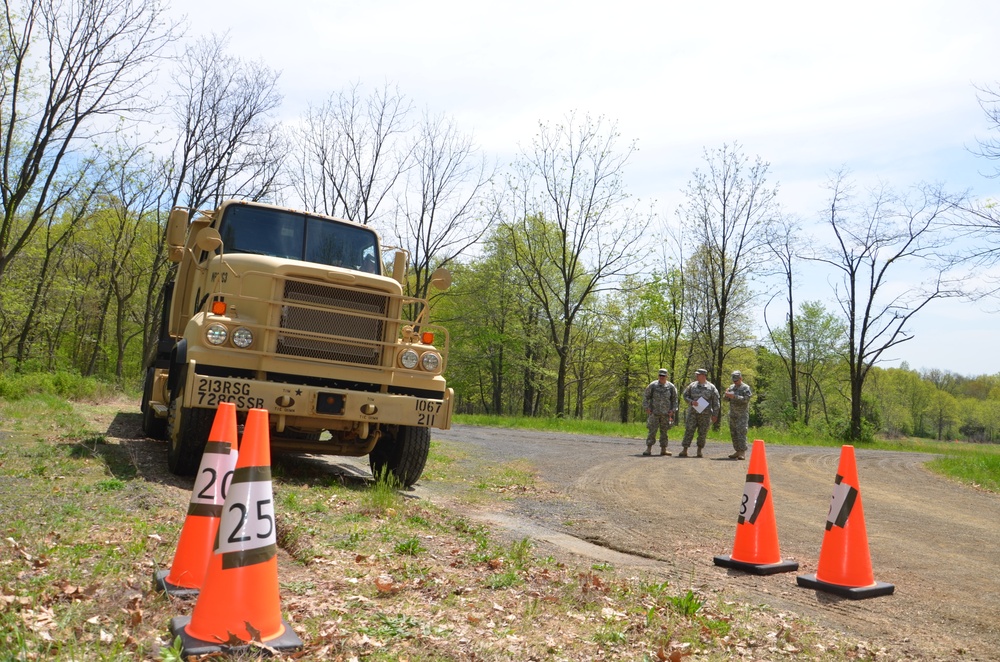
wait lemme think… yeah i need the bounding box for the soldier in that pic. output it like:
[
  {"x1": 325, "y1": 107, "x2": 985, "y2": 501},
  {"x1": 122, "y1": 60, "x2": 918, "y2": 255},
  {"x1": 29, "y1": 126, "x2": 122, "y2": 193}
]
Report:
[
  {"x1": 679, "y1": 369, "x2": 720, "y2": 458},
  {"x1": 642, "y1": 369, "x2": 678, "y2": 456},
  {"x1": 724, "y1": 370, "x2": 752, "y2": 460}
]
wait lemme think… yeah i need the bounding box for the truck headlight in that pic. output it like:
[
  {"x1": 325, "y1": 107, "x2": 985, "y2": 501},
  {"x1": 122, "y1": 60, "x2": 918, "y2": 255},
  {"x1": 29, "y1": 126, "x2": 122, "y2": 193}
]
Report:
[
  {"x1": 206, "y1": 323, "x2": 228, "y2": 346},
  {"x1": 399, "y1": 348, "x2": 419, "y2": 369},
  {"x1": 232, "y1": 327, "x2": 254, "y2": 348},
  {"x1": 420, "y1": 351, "x2": 441, "y2": 373}
]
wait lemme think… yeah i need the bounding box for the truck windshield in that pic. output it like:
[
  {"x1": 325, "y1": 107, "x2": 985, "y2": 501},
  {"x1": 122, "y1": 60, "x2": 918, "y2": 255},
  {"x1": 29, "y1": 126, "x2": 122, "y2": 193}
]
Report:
[{"x1": 219, "y1": 205, "x2": 381, "y2": 274}]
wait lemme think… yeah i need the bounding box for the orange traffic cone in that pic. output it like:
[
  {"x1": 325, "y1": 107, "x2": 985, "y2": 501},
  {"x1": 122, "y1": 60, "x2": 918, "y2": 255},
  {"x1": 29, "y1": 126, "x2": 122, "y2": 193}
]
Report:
[
  {"x1": 797, "y1": 445, "x2": 894, "y2": 599},
  {"x1": 168, "y1": 408, "x2": 302, "y2": 655},
  {"x1": 154, "y1": 402, "x2": 239, "y2": 597},
  {"x1": 714, "y1": 439, "x2": 798, "y2": 575}
]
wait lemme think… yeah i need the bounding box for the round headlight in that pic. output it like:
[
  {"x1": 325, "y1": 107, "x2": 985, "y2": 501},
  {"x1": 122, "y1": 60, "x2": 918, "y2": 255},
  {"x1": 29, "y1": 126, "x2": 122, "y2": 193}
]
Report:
[
  {"x1": 206, "y1": 323, "x2": 228, "y2": 346},
  {"x1": 420, "y1": 351, "x2": 441, "y2": 373},
  {"x1": 232, "y1": 327, "x2": 254, "y2": 348},
  {"x1": 399, "y1": 348, "x2": 419, "y2": 369}
]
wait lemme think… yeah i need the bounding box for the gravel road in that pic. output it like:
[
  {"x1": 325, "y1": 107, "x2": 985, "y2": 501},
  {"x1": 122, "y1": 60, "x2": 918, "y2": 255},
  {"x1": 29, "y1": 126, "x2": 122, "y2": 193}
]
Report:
[{"x1": 424, "y1": 425, "x2": 1000, "y2": 661}]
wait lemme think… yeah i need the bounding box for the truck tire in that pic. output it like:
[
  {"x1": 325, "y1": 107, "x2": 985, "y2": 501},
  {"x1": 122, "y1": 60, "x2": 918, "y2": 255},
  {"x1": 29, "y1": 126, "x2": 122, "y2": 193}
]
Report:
[
  {"x1": 166, "y1": 385, "x2": 214, "y2": 476},
  {"x1": 141, "y1": 367, "x2": 166, "y2": 440},
  {"x1": 369, "y1": 425, "x2": 430, "y2": 488}
]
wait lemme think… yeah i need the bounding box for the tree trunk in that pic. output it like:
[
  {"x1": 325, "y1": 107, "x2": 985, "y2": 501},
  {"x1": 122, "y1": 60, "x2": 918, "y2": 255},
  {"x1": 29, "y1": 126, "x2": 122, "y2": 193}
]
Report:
[
  {"x1": 787, "y1": 275, "x2": 799, "y2": 417},
  {"x1": 850, "y1": 370, "x2": 864, "y2": 441}
]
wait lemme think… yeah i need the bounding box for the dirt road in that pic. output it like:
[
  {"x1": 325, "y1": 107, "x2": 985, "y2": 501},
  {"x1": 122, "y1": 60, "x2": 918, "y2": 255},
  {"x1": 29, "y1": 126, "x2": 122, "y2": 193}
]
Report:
[{"x1": 427, "y1": 425, "x2": 1000, "y2": 661}]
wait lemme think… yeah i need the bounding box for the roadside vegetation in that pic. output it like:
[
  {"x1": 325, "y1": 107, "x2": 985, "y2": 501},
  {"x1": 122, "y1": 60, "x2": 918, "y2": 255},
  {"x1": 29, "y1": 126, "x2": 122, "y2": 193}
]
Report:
[{"x1": 0, "y1": 386, "x2": 916, "y2": 661}]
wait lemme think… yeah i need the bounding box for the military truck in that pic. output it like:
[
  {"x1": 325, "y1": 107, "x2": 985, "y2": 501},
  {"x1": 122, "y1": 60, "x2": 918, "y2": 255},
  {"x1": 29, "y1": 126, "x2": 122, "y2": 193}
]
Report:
[{"x1": 140, "y1": 200, "x2": 453, "y2": 486}]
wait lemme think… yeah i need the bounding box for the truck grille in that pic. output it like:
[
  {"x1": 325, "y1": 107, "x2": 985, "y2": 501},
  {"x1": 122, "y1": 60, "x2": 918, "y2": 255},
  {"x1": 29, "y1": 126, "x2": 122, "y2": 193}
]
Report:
[{"x1": 277, "y1": 281, "x2": 388, "y2": 366}]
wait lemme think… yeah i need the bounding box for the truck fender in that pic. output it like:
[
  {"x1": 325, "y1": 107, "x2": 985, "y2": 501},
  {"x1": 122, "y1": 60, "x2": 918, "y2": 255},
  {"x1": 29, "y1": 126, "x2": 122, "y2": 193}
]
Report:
[{"x1": 166, "y1": 338, "x2": 188, "y2": 396}]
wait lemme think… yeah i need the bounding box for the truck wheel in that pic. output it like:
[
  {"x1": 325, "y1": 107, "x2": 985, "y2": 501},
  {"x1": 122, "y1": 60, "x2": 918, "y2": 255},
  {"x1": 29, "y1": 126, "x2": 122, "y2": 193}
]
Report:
[
  {"x1": 369, "y1": 425, "x2": 430, "y2": 488},
  {"x1": 166, "y1": 386, "x2": 214, "y2": 476},
  {"x1": 141, "y1": 367, "x2": 166, "y2": 440}
]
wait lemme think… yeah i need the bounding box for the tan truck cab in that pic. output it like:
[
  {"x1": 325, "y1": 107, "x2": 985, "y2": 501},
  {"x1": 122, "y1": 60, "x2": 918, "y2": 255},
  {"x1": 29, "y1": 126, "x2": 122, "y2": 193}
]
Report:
[{"x1": 140, "y1": 200, "x2": 452, "y2": 486}]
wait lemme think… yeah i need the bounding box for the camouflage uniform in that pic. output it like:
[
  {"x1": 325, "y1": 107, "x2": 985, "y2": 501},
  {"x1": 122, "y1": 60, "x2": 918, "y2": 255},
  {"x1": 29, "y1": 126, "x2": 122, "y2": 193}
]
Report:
[
  {"x1": 725, "y1": 380, "x2": 753, "y2": 454},
  {"x1": 642, "y1": 377, "x2": 678, "y2": 452},
  {"x1": 681, "y1": 375, "x2": 720, "y2": 453}
]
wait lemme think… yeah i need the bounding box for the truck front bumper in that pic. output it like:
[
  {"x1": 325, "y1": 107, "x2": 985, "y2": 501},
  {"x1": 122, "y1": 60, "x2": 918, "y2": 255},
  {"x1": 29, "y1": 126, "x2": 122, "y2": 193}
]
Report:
[{"x1": 179, "y1": 360, "x2": 453, "y2": 430}]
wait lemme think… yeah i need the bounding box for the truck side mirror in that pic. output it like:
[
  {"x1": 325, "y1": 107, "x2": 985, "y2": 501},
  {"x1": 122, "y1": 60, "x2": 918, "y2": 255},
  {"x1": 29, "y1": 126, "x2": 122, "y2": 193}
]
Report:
[
  {"x1": 166, "y1": 208, "x2": 190, "y2": 263},
  {"x1": 195, "y1": 227, "x2": 222, "y2": 253},
  {"x1": 430, "y1": 267, "x2": 452, "y2": 291}
]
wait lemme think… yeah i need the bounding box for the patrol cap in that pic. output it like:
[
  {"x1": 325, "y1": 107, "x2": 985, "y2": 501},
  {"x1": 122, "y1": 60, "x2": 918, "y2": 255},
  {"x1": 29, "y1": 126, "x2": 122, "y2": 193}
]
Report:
[
  {"x1": 658, "y1": 368, "x2": 668, "y2": 376},
  {"x1": 694, "y1": 368, "x2": 707, "y2": 376},
  {"x1": 731, "y1": 370, "x2": 742, "y2": 379}
]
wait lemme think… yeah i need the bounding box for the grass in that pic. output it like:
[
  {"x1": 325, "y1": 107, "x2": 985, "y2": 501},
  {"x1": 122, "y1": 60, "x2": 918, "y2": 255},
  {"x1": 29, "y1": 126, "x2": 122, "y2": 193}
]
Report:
[
  {"x1": 456, "y1": 412, "x2": 651, "y2": 438},
  {"x1": 927, "y1": 451, "x2": 1000, "y2": 492},
  {"x1": 1, "y1": 390, "x2": 991, "y2": 660}
]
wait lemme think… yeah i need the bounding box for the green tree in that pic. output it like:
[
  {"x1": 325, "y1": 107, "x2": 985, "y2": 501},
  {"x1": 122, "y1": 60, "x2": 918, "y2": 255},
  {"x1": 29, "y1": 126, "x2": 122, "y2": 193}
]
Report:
[
  {"x1": 602, "y1": 277, "x2": 652, "y2": 423},
  {"x1": 9, "y1": 171, "x2": 103, "y2": 369},
  {"x1": 928, "y1": 389, "x2": 960, "y2": 441},
  {"x1": 769, "y1": 301, "x2": 845, "y2": 426},
  {"x1": 440, "y1": 227, "x2": 549, "y2": 415},
  {"x1": 500, "y1": 113, "x2": 651, "y2": 417},
  {"x1": 635, "y1": 270, "x2": 686, "y2": 382},
  {"x1": 867, "y1": 368, "x2": 918, "y2": 437}
]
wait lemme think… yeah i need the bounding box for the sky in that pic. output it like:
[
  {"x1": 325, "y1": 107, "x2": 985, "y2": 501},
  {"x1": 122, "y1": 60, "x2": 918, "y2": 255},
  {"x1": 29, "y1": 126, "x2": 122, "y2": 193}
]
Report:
[{"x1": 165, "y1": 0, "x2": 1000, "y2": 376}]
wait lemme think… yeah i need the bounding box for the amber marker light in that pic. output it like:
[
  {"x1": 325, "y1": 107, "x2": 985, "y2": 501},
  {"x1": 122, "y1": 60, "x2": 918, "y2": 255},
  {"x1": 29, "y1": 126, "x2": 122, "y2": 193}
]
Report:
[
  {"x1": 211, "y1": 299, "x2": 227, "y2": 315},
  {"x1": 421, "y1": 331, "x2": 434, "y2": 344}
]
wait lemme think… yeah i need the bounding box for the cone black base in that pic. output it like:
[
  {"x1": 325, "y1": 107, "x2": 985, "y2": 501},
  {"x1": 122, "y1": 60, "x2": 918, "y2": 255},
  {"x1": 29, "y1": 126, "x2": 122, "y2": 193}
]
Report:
[
  {"x1": 714, "y1": 554, "x2": 799, "y2": 575},
  {"x1": 153, "y1": 570, "x2": 200, "y2": 598},
  {"x1": 796, "y1": 573, "x2": 895, "y2": 599},
  {"x1": 168, "y1": 616, "x2": 303, "y2": 656}
]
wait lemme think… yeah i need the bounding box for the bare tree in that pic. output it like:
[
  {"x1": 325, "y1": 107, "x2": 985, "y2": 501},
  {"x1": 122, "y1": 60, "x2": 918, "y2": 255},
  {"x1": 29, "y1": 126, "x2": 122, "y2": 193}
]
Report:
[
  {"x1": 142, "y1": 33, "x2": 284, "y2": 368},
  {"x1": 807, "y1": 171, "x2": 965, "y2": 441},
  {"x1": 502, "y1": 112, "x2": 652, "y2": 417},
  {"x1": 677, "y1": 143, "x2": 779, "y2": 394},
  {"x1": 167, "y1": 33, "x2": 284, "y2": 210},
  {"x1": 948, "y1": 82, "x2": 1000, "y2": 296},
  {"x1": 394, "y1": 111, "x2": 495, "y2": 308},
  {"x1": 973, "y1": 83, "x2": 1000, "y2": 178},
  {"x1": 763, "y1": 214, "x2": 806, "y2": 417},
  {"x1": 0, "y1": 0, "x2": 175, "y2": 286},
  {"x1": 291, "y1": 81, "x2": 412, "y2": 225}
]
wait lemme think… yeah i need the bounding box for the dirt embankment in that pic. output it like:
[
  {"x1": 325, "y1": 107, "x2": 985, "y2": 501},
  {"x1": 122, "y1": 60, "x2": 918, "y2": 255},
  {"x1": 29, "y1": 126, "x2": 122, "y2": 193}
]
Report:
[{"x1": 428, "y1": 426, "x2": 1000, "y2": 661}]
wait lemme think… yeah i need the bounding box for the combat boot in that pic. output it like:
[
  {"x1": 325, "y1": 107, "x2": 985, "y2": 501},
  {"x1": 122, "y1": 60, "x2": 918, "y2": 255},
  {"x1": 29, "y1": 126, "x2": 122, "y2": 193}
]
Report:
[
  {"x1": 678, "y1": 448, "x2": 689, "y2": 458},
  {"x1": 696, "y1": 448, "x2": 704, "y2": 458},
  {"x1": 728, "y1": 451, "x2": 744, "y2": 460},
  {"x1": 642, "y1": 446, "x2": 652, "y2": 456},
  {"x1": 660, "y1": 448, "x2": 671, "y2": 456}
]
